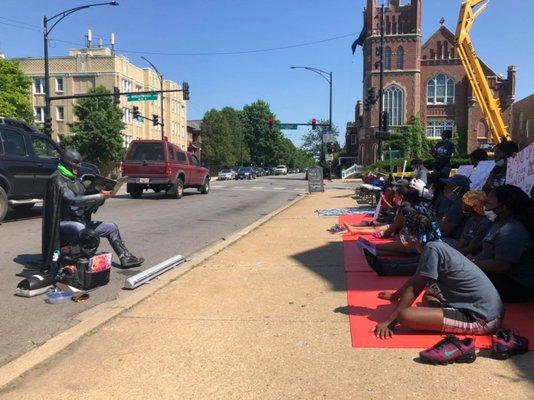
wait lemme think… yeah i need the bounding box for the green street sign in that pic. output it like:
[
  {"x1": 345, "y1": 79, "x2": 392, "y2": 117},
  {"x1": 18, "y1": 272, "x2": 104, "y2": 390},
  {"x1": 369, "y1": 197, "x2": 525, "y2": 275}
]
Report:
[
  {"x1": 136, "y1": 116, "x2": 145, "y2": 123},
  {"x1": 127, "y1": 93, "x2": 158, "y2": 102},
  {"x1": 279, "y1": 123, "x2": 298, "y2": 130}
]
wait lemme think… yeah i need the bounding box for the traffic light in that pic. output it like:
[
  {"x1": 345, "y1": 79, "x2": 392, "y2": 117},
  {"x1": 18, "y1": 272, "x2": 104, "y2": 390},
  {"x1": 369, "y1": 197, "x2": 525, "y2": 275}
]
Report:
[
  {"x1": 113, "y1": 87, "x2": 121, "y2": 104},
  {"x1": 311, "y1": 118, "x2": 317, "y2": 130},
  {"x1": 268, "y1": 116, "x2": 273, "y2": 128},
  {"x1": 182, "y1": 81, "x2": 190, "y2": 101},
  {"x1": 43, "y1": 117, "x2": 52, "y2": 137},
  {"x1": 364, "y1": 87, "x2": 377, "y2": 111},
  {"x1": 132, "y1": 106, "x2": 140, "y2": 120},
  {"x1": 381, "y1": 111, "x2": 389, "y2": 132},
  {"x1": 152, "y1": 114, "x2": 159, "y2": 126},
  {"x1": 327, "y1": 143, "x2": 335, "y2": 154}
]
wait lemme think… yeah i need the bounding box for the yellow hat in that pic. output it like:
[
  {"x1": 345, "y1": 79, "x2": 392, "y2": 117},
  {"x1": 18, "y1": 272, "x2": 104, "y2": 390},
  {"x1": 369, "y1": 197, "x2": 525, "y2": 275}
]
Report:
[{"x1": 462, "y1": 191, "x2": 486, "y2": 215}]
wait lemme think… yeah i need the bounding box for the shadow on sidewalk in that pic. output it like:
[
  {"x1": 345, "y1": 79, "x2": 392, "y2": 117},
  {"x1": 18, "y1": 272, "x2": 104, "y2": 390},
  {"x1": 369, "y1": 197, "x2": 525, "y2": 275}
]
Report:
[{"x1": 291, "y1": 241, "x2": 346, "y2": 291}]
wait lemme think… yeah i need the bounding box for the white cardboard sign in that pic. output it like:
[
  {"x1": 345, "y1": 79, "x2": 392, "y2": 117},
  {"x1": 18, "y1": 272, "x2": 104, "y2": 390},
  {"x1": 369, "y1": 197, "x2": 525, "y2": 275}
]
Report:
[
  {"x1": 469, "y1": 160, "x2": 495, "y2": 190},
  {"x1": 456, "y1": 165, "x2": 474, "y2": 177},
  {"x1": 506, "y1": 142, "x2": 534, "y2": 196}
]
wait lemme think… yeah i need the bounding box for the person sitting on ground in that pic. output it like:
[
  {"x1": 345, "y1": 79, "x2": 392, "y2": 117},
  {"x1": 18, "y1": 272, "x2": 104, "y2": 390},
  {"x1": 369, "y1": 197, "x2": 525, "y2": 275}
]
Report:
[
  {"x1": 433, "y1": 174, "x2": 470, "y2": 239},
  {"x1": 410, "y1": 158, "x2": 429, "y2": 185},
  {"x1": 469, "y1": 184, "x2": 534, "y2": 303},
  {"x1": 430, "y1": 129, "x2": 455, "y2": 178},
  {"x1": 372, "y1": 212, "x2": 504, "y2": 340},
  {"x1": 482, "y1": 141, "x2": 519, "y2": 193},
  {"x1": 449, "y1": 190, "x2": 492, "y2": 255},
  {"x1": 469, "y1": 147, "x2": 488, "y2": 167}
]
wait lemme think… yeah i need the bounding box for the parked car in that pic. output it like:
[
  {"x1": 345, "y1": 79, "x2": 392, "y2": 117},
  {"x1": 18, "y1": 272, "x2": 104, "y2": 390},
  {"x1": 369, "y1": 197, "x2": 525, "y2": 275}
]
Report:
[
  {"x1": 121, "y1": 139, "x2": 210, "y2": 199},
  {"x1": 0, "y1": 116, "x2": 99, "y2": 222},
  {"x1": 274, "y1": 165, "x2": 288, "y2": 175},
  {"x1": 266, "y1": 166, "x2": 276, "y2": 176},
  {"x1": 218, "y1": 169, "x2": 237, "y2": 181},
  {"x1": 237, "y1": 166, "x2": 256, "y2": 180}
]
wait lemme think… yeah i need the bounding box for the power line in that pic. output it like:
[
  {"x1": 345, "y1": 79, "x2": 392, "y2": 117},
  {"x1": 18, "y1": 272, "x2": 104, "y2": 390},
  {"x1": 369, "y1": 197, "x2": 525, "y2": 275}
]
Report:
[
  {"x1": 0, "y1": 20, "x2": 40, "y2": 32},
  {"x1": 0, "y1": 16, "x2": 40, "y2": 29}
]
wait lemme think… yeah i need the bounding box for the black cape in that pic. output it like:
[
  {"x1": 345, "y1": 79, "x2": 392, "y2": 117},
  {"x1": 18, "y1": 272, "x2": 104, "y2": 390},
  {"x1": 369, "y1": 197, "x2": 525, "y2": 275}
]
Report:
[{"x1": 41, "y1": 171, "x2": 64, "y2": 274}]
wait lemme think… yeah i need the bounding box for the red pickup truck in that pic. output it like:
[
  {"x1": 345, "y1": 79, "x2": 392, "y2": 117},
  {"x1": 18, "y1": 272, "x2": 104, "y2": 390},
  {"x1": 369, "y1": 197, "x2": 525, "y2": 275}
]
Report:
[{"x1": 122, "y1": 139, "x2": 210, "y2": 199}]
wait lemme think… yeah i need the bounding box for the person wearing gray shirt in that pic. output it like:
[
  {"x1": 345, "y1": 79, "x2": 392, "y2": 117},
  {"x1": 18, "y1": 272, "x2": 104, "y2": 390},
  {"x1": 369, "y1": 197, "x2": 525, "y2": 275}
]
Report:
[{"x1": 372, "y1": 213, "x2": 503, "y2": 341}]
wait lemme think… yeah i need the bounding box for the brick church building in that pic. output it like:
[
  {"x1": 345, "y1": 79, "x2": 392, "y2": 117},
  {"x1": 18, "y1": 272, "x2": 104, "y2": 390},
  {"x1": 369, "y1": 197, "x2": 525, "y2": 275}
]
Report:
[{"x1": 346, "y1": 0, "x2": 516, "y2": 166}]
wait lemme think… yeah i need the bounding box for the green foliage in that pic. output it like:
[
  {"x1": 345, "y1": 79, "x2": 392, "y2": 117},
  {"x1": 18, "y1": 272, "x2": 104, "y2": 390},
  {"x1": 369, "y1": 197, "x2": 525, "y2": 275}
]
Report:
[
  {"x1": 388, "y1": 116, "x2": 431, "y2": 160},
  {"x1": 300, "y1": 119, "x2": 339, "y2": 163},
  {"x1": 67, "y1": 86, "x2": 125, "y2": 173},
  {"x1": 201, "y1": 107, "x2": 249, "y2": 167},
  {"x1": 452, "y1": 131, "x2": 468, "y2": 156},
  {"x1": 0, "y1": 58, "x2": 34, "y2": 124},
  {"x1": 201, "y1": 99, "x2": 314, "y2": 169}
]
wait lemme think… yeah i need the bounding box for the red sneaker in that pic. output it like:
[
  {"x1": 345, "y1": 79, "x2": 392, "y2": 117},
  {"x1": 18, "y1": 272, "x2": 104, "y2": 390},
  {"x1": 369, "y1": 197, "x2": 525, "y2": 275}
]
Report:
[
  {"x1": 419, "y1": 336, "x2": 476, "y2": 365},
  {"x1": 491, "y1": 329, "x2": 529, "y2": 360}
]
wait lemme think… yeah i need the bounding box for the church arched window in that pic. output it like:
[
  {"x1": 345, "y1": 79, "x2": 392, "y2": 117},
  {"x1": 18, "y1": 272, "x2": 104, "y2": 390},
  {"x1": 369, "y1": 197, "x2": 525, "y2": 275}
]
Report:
[
  {"x1": 427, "y1": 74, "x2": 455, "y2": 105},
  {"x1": 397, "y1": 46, "x2": 404, "y2": 70},
  {"x1": 383, "y1": 85, "x2": 405, "y2": 126},
  {"x1": 384, "y1": 47, "x2": 392, "y2": 70}
]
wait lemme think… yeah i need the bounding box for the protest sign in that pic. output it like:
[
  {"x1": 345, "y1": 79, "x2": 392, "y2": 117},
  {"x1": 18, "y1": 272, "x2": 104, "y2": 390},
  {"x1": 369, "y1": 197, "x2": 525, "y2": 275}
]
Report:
[
  {"x1": 469, "y1": 160, "x2": 495, "y2": 190},
  {"x1": 456, "y1": 165, "x2": 474, "y2": 177},
  {"x1": 506, "y1": 142, "x2": 534, "y2": 196}
]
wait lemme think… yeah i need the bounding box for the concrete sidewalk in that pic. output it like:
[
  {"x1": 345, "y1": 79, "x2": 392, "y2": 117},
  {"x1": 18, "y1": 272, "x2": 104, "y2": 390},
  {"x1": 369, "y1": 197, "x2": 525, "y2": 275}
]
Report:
[{"x1": 1, "y1": 188, "x2": 532, "y2": 399}]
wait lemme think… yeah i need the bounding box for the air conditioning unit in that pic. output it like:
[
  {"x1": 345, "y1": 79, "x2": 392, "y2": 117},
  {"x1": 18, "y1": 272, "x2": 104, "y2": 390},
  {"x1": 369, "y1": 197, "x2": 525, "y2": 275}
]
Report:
[{"x1": 124, "y1": 254, "x2": 186, "y2": 290}]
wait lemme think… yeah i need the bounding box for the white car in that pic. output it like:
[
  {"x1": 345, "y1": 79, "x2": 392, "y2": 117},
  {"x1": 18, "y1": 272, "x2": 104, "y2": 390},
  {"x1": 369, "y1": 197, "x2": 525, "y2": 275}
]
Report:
[
  {"x1": 217, "y1": 169, "x2": 237, "y2": 180},
  {"x1": 274, "y1": 165, "x2": 288, "y2": 175}
]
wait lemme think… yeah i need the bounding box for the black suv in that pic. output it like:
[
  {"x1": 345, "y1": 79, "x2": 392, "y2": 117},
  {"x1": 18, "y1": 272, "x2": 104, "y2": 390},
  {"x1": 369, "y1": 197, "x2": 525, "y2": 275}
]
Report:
[{"x1": 0, "y1": 117, "x2": 98, "y2": 222}]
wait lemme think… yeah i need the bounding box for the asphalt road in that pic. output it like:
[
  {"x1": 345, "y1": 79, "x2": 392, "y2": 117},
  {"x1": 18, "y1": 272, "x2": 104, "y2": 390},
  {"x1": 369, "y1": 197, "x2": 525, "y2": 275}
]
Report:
[{"x1": 0, "y1": 173, "x2": 307, "y2": 366}]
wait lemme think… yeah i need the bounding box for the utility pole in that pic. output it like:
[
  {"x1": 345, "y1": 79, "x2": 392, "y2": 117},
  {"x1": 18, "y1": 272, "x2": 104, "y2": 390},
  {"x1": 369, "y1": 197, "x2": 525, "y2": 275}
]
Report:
[
  {"x1": 43, "y1": 2, "x2": 119, "y2": 137},
  {"x1": 142, "y1": 56, "x2": 164, "y2": 140},
  {"x1": 377, "y1": 3, "x2": 385, "y2": 161}
]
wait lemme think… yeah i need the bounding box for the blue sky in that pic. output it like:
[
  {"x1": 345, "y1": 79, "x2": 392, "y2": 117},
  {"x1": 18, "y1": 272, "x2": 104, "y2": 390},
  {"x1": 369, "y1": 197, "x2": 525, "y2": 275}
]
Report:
[{"x1": 1, "y1": 0, "x2": 532, "y2": 146}]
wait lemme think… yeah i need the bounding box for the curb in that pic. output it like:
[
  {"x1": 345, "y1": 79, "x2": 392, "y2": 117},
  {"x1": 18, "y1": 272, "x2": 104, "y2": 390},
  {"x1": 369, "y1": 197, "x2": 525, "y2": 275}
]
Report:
[{"x1": 0, "y1": 192, "x2": 308, "y2": 389}]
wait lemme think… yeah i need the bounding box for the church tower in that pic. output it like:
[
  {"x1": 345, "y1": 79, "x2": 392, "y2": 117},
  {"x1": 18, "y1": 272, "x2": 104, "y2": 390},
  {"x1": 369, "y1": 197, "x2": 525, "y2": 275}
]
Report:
[{"x1": 360, "y1": 0, "x2": 422, "y2": 164}]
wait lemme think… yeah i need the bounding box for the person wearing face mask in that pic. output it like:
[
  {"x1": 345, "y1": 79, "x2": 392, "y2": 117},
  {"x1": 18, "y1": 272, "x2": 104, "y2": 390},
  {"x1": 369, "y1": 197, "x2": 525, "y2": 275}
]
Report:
[
  {"x1": 449, "y1": 191, "x2": 492, "y2": 255},
  {"x1": 482, "y1": 141, "x2": 519, "y2": 193},
  {"x1": 430, "y1": 130, "x2": 455, "y2": 178},
  {"x1": 434, "y1": 174, "x2": 470, "y2": 239},
  {"x1": 470, "y1": 184, "x2": 534, "y2": 303},
  {"x1": 372, "y1": 212, "x2": 503, "y2": 362},
  {"x1": 410, "y1": 158, "x2": 428, "y2": 185}
]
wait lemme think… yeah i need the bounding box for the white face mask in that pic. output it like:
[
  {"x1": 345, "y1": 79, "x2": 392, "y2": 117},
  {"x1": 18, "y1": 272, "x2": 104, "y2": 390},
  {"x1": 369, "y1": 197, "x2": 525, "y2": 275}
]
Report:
[{"x1": 484, "y1": 210, "x2": 497, "y2": 222}]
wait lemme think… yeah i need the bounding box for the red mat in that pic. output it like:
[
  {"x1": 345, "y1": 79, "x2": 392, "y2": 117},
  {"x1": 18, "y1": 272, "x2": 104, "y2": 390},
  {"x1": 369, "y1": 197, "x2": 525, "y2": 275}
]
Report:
[{"x1": 344, "y1": 242, "x2": 534, "y2": 349}]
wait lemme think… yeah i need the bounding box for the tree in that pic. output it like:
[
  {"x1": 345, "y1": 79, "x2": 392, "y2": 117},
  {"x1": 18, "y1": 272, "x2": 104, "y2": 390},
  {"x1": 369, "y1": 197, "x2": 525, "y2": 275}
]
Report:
[
  {"x1": 301, "y1": 119, "x2": 339, "y2": 162},
  {"x1": 68, "y1": 85, "x2": 125, "y2": 174},
  {"x1": 201, "y1": 107, "x2": 249, "y2": 168},
  {"x1": 0, "y1": 58, "x2": 34, "y2": 124},
  {"x1": 242, "y1": 100, "x2": 285, "y2": 166}
]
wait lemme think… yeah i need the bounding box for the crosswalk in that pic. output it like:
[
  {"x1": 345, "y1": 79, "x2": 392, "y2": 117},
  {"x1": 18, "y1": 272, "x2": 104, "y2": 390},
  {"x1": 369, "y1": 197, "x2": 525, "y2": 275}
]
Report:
[{"x1": 211, "y1": 184, "x2": 305, "y2": 192}]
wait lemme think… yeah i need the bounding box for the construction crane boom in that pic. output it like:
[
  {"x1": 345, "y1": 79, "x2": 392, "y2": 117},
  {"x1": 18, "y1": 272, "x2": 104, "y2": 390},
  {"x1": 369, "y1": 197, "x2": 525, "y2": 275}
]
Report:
[{"x1": 455, "y1": 0, "x2": 511, "y2": 144}]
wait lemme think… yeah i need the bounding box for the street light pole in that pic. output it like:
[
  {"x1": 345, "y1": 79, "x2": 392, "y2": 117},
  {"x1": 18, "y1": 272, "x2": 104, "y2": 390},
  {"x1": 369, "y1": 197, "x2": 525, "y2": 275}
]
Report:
[
  {"x1": 43, "y1": 1, "x2": 119, "y2": 137},
  {"x1": 377, "y1": 3, "x2": 385, "y2": 161},
  {"x1": 141, "y1": 56, "x2": 164, "y2": 140},
  {"x1": 290, "y1": 66, "x2": 333, "y2": 178}
]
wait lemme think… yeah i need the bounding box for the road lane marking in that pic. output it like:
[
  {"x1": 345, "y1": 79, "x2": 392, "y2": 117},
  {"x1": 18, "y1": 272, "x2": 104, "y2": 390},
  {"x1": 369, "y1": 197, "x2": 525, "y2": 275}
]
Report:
[{"x1": 273, "y1": 187, "x2": 285, "y2": 190}]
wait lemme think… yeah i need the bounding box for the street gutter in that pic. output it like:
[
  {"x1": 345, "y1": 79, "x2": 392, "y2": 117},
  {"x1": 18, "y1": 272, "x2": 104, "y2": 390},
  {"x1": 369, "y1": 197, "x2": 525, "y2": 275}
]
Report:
[{"x1": 0, "y1": 192, "x2": 308, "y2": 389}]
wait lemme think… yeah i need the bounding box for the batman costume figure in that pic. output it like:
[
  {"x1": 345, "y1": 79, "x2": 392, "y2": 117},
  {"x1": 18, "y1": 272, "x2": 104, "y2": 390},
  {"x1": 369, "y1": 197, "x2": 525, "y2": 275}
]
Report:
[{"x1": 42, "y1": 149, "x2": 144, "y2": 274}]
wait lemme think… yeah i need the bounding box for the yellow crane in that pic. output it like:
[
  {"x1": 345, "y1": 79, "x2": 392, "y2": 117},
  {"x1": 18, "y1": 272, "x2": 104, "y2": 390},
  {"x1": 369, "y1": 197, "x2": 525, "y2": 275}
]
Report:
[{"x1": 455, "y1": 0, "x2": 511, "y2": 144}]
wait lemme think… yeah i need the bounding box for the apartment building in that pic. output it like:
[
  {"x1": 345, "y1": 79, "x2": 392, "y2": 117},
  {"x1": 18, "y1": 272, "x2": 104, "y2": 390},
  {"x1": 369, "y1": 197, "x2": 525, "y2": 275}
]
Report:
[{"x1": 14, "y1": 46, "x2": 188, "y2": 149}]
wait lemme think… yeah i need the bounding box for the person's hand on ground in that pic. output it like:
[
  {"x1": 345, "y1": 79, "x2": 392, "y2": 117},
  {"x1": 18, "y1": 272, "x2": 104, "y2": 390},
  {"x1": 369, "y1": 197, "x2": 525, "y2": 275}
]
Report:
[
  {"x1": 378, "y1": 291, "x2": 399, "y2": 302},
  {"x1": 372, "y1": 322, "x2": 394, "y2": 339},
  {"x1": 100, "y1": 190, "x2": 112, "y2": 199}
]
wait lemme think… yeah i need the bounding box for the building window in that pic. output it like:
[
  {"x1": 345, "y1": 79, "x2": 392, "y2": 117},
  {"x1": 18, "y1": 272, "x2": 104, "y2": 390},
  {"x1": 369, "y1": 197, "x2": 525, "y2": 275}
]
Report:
[
  {"x1": 426, "y1": 120, "x2": 455, "y2": 138},
  {"x1": 350, "y1": 134, "x2": 357, "y2": 145},
  {"x1": 136, "y1": 85, "x2": 142, "y2": 92},
  {"x1": 383, "y1": 85, "x2": 404, "y2": 126},
  {"x1": 121, "y1": 78, "x2": 132, "y2": 93},
  {"x1": 384, "y1": 47, "x2": 392, "y2": 70},
  {"x1": 55, "y1": 77, "x2": 64, "y2": 93},
  {"x1": 122, "y1": 108, "x2": 132, "y2": 124},
  {"x1": 56, "y1": 106, "x2": 64, "y2": 121},
  {"x1": 427, "y1": 74, "x2": 455, "y2": 105},
  {"x1": 34, "y1": 78, "x2": 44, "y2": 94},
  {"x1": 34, "y1": 107, "x2": 45, "y2": 123},
  {"x1": 397, "y1": 46, "x2": 404, "y2": 70}
]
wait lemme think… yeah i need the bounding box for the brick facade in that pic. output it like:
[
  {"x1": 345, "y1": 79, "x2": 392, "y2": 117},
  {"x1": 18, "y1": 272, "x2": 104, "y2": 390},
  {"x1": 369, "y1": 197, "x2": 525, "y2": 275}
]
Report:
[
  {"x1": 511, "y1": 94, "x2": 534, "y2": 150},
  {"x1": 346, "y1": 0, "x2": 516, "y2": 166}
]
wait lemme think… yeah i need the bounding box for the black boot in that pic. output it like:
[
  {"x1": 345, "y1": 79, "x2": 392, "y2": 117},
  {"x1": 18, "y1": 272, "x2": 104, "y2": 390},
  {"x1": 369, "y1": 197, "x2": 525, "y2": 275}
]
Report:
[{"x1": 110, "y1": 238, "x2": 144, "y2": 268}]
